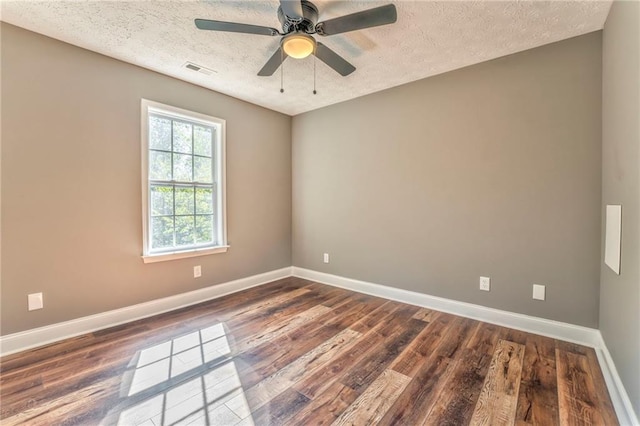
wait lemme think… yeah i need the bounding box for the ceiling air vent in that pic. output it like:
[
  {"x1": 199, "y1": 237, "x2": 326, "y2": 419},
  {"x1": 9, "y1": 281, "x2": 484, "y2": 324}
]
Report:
[{"x1": 183, "y1": 62, "x2": 215, "y2": 76}]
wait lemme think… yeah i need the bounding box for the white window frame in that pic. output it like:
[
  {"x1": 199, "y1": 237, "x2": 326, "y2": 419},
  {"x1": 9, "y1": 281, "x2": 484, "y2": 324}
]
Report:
[{"x1": 141, "y1": 99, "x2": 228, "y2": 263}]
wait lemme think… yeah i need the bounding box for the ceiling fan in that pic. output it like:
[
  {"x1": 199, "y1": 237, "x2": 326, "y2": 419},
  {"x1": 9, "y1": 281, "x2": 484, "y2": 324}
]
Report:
[{"x1": 195, "y1": 0, "x2": 397, "y2": 77}]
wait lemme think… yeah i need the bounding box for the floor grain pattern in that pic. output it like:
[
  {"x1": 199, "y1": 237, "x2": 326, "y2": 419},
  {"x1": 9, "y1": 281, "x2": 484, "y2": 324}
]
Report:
[{"x1": 0, "y1": 277, "x2": 618, "y2": 426}]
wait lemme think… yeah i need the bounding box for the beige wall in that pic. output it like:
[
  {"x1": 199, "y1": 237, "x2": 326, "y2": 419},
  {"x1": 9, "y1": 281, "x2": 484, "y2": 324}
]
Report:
[
  {"x1": 293, "y1": 33, "x2": 603, "y2": 327},
  {"x1": 0, "y1": 23, "x2": 292, "y2": 335},
  {"x1": 601, "y1": 0, "x2": 640, "y2": 418}
]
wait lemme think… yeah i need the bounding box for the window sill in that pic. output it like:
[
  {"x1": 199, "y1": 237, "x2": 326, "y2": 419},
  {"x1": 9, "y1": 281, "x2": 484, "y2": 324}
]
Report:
[{"x1": 142, "y1": 245, "x2": 229, "y2": 264}]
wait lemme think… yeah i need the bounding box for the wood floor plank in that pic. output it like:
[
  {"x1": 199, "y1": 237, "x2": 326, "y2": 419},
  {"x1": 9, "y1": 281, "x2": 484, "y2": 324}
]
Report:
[
  {"x1": 389, "y1": 310, "x2": 451, "y2": 377},
  {"x1": 502, "y1": 328, "x2": 529, "y2": 346},
  {"x1": 227, "y1": 328, "x2": 362, "y2": 413},
  {"x1": 0, "y1": 375, "x2": 43, "y2": 404},
  {"x1": 214, "y1": 279, "x2": 309, "y2": 319},
  {"x1": 318, "y1": 294, "x2": 391, "y2": 334},
  {"x1": 585, "y1": 348, "x2": 619, "y2": 425},
  {"x1": 555, "y1": 339, "x2": 590, "y2": 356},
  {"x1": 235, "y1": 295, "x2": 382, "y2": 378},
  {"x1": 412, "y1": 307, "x2": 437, "y2": 322},
  {"x1": 556, "y1": 348, "x2": 618, "y2": 425},
  {"x1": 466, "y1": 322, "x2": 508, "y2": 355},
  {"x1": 339, "y1": 318, "x2": 425, "y2": 395},
  {"x1": 422, "y1": 347, "x2": 493, "y2": 426},
  {"x1": 348, "y1": 301, "x2": 402, "y2": 334},
  {"x1": 293, "y1": 305, "x2": 420, "y2": 399},
  {"x1": 230, "y1": 304, "x2": 332, "y2": 353},
  {"x1": 470, "y1": 339, "x2": 526, "y2": 426},
  {"x1": 248, "y1": 388, "x2": 310, "y2": 425},
  {"x1": 235, "y1": 294, "x2": 387, "y2": 388},
  {"x1": 1, "y1": 374, "x2": 123, "y2": 426},
  {"x1": 332, "y1": 369, "x2": 411, "y2": 426},
  {"x1": 379, "y1": 316, "x2": 477, "y2": 426},
  {"x1": 515, "y1": 333, "x2": 559, "y2": 425},
  {"x1": 436, "y1": 316, "x2": 478, "y2": 359},
  {"x1": 319, "y1": 287, "x2": 360, "y2": 308},
  {"x1": 283, "y1": 381, "x2": 357, "y2": 426},
  {"x1": 221, "y1": 287, "x2": 313, "y2": 327},
  {"x1": 1, "y1": 359, "x2": 128, "y2": 418},
  {"x1": 0, "y1": 279, "x2": 618, "y2": 426},
  {"x1": 292, "y1": 325, "x2": 388, "y2": 400}
]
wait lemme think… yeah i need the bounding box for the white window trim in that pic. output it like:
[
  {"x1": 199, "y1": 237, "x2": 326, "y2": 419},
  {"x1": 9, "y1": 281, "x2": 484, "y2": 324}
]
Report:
[{"x1": 140, "y1": 99, "x2": 228, "y2": 263}]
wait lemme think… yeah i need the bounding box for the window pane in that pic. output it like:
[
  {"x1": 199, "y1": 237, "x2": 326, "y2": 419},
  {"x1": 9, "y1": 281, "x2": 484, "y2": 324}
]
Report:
[
  {"x1": 194, "y1": 126, "x2": 212, "y2": 157},
  {"x1": 150, "y1": 151, "x2": 172, "y2": 181},
  {"x1": 175, "y1": 187, "x2": 194, "y2": 215},
  {"x1": 194, "y1": 157, "x2": 213, "y2": 183},
  {"x1": 151, "y1": 216, "x2": 174, "y2": 249},
  {"x1": 195, "y1": 188, "x2": 213, "y2": 214},
  {"x1": 196, "y1": 215, "x2": 214, "y2": 244},
  {"x1": 173, "y1": 121, "x2": 192, "y2": 154},
  {"x1": 151, "y1": 186, "x2": 173, "y2": 216},
  {"x1": 175, "y1": 216, "x2": 195, "y2": 246},
  {"x1": 149, "y1": 116, "x2": 171, "y2": 151},
  {"x1": 173, "y1": 153, "x2": 193, "y2": 182}
]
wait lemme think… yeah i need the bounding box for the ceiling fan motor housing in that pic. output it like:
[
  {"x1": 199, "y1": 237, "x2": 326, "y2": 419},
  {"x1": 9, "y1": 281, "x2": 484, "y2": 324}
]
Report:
[{"x1": 278, "y1": 0, "x2": 318, "y2": 33}]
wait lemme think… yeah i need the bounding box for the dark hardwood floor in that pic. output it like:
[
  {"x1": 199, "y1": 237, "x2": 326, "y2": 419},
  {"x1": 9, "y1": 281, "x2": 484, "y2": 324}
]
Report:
[{"x1": 0, "y1": 277, "x2": 618, "y2": 425}]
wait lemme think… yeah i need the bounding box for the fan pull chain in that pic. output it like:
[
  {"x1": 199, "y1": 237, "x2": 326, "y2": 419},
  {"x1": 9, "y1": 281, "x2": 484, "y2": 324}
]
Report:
[
  {"x1": 313, "y1": 54, "x2": 317, "y2": 95},
  {"x1": 280, "y1": 47, "x2": 284, "y2": 93}
]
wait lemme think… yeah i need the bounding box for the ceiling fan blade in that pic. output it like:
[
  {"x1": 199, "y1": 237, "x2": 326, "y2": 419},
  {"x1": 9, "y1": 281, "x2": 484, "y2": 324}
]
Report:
[
  {"x1": 314, "y1": 43, "x2": 355, "y2": 76},
  {"x1": 315, "y1": 4, "x2": 397, "y2": 36},
  {"x1": 195, "y1": 19, "x2": 279, "y2": 36},
  {"x1": 258, "y1": 48, "x2": 288, "y2": 76},
  {"x1": 280, "y1": 0, "x2": 304, "y2": 20}
]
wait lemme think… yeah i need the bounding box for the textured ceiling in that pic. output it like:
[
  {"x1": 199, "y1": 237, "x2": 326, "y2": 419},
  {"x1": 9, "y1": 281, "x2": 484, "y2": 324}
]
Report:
[{"x1": 1, "y1": 1, "x2": 611, "y2": 116}]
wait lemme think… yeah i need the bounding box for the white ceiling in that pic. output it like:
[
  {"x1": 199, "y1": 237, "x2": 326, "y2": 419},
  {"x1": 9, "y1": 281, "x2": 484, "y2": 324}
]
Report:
[{"x1": 1, "y1": 1, "x2": 612, "y2": 116}]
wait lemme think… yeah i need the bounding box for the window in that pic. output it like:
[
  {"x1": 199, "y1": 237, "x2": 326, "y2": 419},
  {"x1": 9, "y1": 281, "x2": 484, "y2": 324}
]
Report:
[{"x1": 141, "y1": 100, "x2": 227, "y2": 263}]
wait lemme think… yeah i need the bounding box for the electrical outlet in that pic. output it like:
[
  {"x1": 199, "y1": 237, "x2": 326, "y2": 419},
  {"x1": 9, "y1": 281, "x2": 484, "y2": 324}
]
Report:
[
  {"x1": 479, "y1": 276, "x2": 491, "y2": 291},
  {"x1": 323, "y1": 253, "x2": 330, "y2": 264},
  {"x1": 194, "y1": 265, "x2": 202, "y2": 278},
  {"x1": 533, "y1": 284, "x2": 545, "y2": 300},
  {"x1": 28, "y1": 293, "x2": 43, "y2": 311}
]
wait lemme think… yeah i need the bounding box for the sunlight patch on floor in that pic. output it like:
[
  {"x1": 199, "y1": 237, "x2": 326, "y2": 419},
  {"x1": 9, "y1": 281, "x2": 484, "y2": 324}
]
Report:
[{"x1": 116, "y1": 324, "x2": 253, "y2": 426}]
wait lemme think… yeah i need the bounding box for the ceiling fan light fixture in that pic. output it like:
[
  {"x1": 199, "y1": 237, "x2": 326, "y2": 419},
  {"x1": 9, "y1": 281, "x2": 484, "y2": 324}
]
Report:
[{"x1": 282, "y1": 33, "x2": 316, "y2": 59}]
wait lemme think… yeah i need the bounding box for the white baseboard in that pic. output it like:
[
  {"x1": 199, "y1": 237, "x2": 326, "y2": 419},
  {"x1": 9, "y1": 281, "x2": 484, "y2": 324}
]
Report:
[
  {"x1": 0, "y1": 267, "x2": 292, "y2": 357},
  {"x1": 292, "y1": 267, "x2": 638, "y2": 425},
  {"x1": 594, "y1": 334, "x2": 640, "y2": 426}
]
